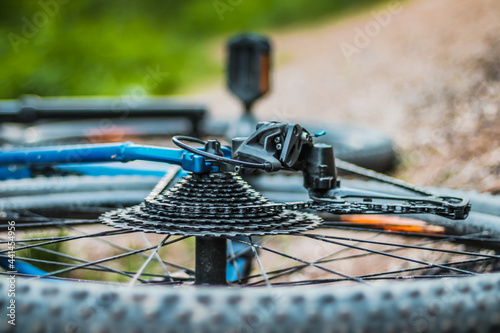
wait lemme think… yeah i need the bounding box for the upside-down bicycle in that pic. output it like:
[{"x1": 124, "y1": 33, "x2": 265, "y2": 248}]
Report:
[{"x1": 1, "y1": 34, "x2": 499, "y2": 333}]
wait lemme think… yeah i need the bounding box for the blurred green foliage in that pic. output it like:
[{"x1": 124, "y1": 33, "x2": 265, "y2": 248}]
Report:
[{"x1": 0, "y1": 0, "x2": 386, "y2": 99}]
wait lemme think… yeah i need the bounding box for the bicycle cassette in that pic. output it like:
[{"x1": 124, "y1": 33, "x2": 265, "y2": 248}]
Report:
[{"x1": 100, "y1": 172, "x2": 322, "y2": 237}]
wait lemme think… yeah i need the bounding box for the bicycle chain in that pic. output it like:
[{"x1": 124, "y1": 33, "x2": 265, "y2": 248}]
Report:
[{"x1": 100, "y1": 172, "x2": 467, "y2": 237}]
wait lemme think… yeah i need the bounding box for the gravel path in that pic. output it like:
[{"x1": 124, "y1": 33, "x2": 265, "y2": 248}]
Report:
[{"x1": 193, "y1": 0, "x2": 500, "y2": 192}]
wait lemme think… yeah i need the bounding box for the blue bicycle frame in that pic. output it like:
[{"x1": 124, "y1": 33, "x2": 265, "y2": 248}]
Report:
[{"x1": 0, "y1": 142, "x2": 231, "y2": 175}]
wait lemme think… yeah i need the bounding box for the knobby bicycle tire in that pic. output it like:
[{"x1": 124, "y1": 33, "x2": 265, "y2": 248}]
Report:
[{"x1": 2, "y1": 270, "x2": 500, "y2": 332}]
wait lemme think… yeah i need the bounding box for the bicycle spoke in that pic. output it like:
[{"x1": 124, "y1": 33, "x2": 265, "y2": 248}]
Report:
[
  {"x1": 1, "y1": 209, "x2": 194, "y2": 278},
  {"x1": 64, "y1": 225, "x2": 193, "y2": 275},
  {"x1": 354, "y1": 256, "x2": 498, "y2": 279},
  {"x1": 31, "y1": 236, "x2": 191, "y2": 279},
  {"x1": 226, "y1": 236, "x2": 269, "y2": 263},
  {"x1": 1, "y1": 220, "x2": 192, "y2": 281},
  {"x1": 228, "y1": 236, "x2": 368, "y2": 285},
  {"x1": 296, "y1": 231, "x2": 493, "y2": 271},
  {"x1": 2, "y1": 237, "x2": 146, "y2": 281},
  {"x1": 0, "y1": 229, "x2": 133, "y2": 254},
  {"x1": 247, "y1": 230, "x2": 492, "y2": 285},
  {"x1": 128, "y1": 236, "x2": 171, "y2": 287},
  {"x1": 1, "y1": 233, "x2": 98, "y2": 244},
  {"x1": 140, "y1": 233, "x2": 174, "y2": 281},
  {"x1": 303, "y1": 234, "x2": 478, "y2": 275},
  {"x1": 303, "y1": 233, "x2": 500, "y2": 260},
  {"x1": 0, "y1": 220, "x2": 98, "y2": 229},
  {"x1": 0, "y1": 254, "x2": 185, "y2": 280},
  {"x1": 274, "y1": 257, "x2": 497, "y2": 286},
  {"x1": 0, "y1": 270, "x2": 188, "y2": 285},
  {"x1": 268, "y1": 255, "x2": 496, "y2": 287},
  {"x1": 248, "y1": 236, "x2": 271, "y2": 287},
  {"x1": 246, "y1": 232, "x2": 384, "y2": 285}
]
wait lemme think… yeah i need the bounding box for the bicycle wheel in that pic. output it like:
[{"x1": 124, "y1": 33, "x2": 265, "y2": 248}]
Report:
[{"x1": 2, "y1": 174, "x2": 500, "y2": 333}]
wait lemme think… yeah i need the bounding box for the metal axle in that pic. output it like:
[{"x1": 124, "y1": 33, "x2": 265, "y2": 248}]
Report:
[{"x1": 195, "y1": 237, "x2": 227, "y2": 285}]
